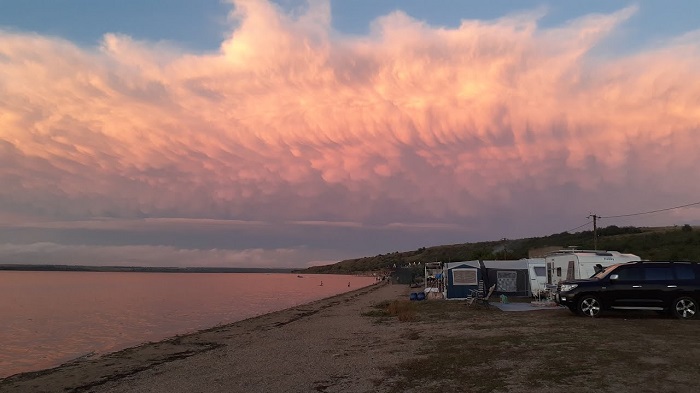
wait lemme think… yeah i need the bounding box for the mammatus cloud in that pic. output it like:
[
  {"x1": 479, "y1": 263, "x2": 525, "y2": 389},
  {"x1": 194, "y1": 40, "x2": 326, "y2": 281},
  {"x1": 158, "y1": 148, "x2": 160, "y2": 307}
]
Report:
[{"x1": 1, "y1": 1, "x2": 699, "y2": 266}]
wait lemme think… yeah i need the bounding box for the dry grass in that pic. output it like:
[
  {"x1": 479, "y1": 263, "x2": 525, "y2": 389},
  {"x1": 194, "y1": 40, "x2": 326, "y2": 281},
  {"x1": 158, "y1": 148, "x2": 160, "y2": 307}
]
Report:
[
  {"x1": 363, "y1": 300, "x2": 419, "y2": 322},
  {"x1": 375, "y1": 300, "x2": 700, "y2": 393},
  {"x1": 387, "y1": 300, "x2": 418, "y2": 322}
]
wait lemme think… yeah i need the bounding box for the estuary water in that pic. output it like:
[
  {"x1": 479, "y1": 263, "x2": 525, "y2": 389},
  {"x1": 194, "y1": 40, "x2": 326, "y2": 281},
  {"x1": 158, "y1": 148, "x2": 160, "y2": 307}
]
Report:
[{"x1": 0, "y1": 271, "x2": 376, "y2": 378}]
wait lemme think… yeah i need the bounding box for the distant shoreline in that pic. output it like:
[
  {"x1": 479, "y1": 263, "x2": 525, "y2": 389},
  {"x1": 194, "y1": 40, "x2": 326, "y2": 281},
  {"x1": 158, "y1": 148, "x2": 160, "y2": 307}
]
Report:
[{"x1": 0, "y1": 264, "x2": 298, "y2": 274}]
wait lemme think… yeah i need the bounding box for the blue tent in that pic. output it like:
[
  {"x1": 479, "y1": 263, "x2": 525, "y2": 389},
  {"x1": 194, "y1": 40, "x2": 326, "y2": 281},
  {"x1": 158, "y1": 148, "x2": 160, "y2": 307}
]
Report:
[{"x1": 443, "y1": 261, "x2": 485, "y2": 299}]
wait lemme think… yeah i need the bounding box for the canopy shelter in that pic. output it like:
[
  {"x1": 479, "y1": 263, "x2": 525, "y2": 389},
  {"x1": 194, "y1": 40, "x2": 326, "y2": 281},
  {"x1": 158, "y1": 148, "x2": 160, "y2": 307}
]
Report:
[
  {"x1": 481, "y1": 260, "x2": 531, "y2": 297},
  {"x1": 443, "y1": 261, "x2": 485, "y2": 300}
]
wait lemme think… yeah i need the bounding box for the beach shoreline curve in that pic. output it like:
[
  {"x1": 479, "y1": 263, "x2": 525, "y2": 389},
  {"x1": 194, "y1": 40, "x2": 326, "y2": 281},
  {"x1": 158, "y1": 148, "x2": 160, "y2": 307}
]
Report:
[{"x1": 1, "y1": 281, "x2": 406, "y2": 393}]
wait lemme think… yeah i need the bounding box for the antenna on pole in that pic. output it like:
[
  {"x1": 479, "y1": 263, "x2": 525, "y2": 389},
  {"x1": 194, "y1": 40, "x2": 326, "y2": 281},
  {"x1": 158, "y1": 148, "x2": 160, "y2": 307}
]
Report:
[{"x1": 588, "y1": 214, "x2": 598, "y2": 250}]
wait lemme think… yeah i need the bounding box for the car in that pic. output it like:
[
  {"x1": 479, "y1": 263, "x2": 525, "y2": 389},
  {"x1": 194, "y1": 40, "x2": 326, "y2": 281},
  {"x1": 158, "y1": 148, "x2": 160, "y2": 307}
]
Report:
[{"x1": 556, "y1": 261, "x2": 699, "y2": 319}]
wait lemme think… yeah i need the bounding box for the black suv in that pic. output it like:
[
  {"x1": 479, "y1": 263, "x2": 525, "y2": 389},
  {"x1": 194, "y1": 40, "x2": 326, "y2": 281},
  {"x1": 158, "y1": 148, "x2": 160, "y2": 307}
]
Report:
[{"x1": 557, "y1": 261, "x2": 699, "y2": 319}]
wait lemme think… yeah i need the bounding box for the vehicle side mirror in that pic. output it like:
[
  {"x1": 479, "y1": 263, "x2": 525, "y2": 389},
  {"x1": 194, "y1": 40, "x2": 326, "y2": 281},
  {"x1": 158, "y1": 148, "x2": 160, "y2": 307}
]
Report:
[{"x1": 609, "y1": 274, "x2": 619, "y2": 281}]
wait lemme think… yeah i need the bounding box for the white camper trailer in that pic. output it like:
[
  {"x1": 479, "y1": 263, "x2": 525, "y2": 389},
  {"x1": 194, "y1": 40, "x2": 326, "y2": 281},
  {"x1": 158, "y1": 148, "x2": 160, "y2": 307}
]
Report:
[
  {"x1": 525, "y1": 258, "x2": 547, "y2": 297},
  {"x1": 546, "y1": 250, "x2": 641, "y2": 285}
]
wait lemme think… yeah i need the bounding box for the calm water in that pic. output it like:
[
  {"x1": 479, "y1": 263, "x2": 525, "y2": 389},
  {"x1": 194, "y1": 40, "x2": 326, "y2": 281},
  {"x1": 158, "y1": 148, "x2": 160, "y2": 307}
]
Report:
[{"x1": 0, "y1": 271, "x2": 376, "y2": 378}]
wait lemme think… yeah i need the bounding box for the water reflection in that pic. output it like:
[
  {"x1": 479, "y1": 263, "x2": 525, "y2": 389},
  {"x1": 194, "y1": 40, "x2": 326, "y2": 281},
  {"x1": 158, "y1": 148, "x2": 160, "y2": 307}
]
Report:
[{"x1": 0, "y1": 272, "x2": 375, "y2": 378}]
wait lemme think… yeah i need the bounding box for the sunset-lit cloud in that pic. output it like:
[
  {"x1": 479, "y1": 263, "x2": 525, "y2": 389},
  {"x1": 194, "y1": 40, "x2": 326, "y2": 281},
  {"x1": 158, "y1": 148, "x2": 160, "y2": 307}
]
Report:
[
  {"x1": 0, "y1": 242, "x2": 326, "y2": 268},
  {"x1": 1, "y1": 0, "x2": 699, "y2": 266}
]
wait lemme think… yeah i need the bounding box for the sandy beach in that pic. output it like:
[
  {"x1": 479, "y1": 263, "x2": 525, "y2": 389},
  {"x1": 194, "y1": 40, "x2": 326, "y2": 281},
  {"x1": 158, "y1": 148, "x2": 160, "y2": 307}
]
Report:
[{"x1": 0, "y1": 282, "x2": 411, "y2": 393}]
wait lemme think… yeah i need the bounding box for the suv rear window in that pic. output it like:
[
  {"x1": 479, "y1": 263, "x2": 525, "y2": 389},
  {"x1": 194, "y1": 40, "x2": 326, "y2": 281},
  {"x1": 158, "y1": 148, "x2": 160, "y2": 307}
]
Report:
[
  {"x1": 643, "y1": 266, "x2": 674, "y2": 281},
  {"x1": 674, "y1": 264, "x2": 696, "y2": 280}
]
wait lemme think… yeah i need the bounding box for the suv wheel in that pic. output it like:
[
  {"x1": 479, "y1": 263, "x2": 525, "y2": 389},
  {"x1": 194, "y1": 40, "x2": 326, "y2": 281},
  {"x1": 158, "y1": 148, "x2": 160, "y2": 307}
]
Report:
[
  {"x1": 577, "y1": 295, "x2": 602, "y2": 318},
  {"x1": 672, "y1": 297, "x2": 698, "y2": 320}
]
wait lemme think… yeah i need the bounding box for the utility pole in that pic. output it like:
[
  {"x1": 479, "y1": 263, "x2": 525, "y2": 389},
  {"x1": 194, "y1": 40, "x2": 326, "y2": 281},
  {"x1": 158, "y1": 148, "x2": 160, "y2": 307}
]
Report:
[
  {"x1": 588, "y1": 214, "x2": 598, "y2": 250},
  {"x1": 501, "y1": 238, "x2": 508, "y2": 260}
]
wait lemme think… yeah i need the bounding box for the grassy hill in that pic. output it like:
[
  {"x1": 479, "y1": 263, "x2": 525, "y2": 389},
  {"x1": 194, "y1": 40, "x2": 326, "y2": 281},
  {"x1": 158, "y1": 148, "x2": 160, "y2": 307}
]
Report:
[{"x1": 300, "y1": 224, "x2": 700, "y2": 274}]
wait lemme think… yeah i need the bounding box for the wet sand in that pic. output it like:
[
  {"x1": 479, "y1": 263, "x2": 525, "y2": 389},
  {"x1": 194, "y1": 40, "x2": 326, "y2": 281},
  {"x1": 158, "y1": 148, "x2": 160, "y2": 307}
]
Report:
[{"x1": 0, "y1": 282, "x2": 410, "y2": 393}]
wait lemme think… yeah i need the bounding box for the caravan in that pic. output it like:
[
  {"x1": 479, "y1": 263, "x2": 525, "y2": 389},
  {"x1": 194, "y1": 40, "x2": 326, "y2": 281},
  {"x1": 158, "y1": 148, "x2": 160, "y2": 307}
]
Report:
[
  {"x1": 546, "y1": 250, "x2": 641, "y2": 285},
  {"x1": 525, "y1": 259, "x2": 547, "y2": 297}
]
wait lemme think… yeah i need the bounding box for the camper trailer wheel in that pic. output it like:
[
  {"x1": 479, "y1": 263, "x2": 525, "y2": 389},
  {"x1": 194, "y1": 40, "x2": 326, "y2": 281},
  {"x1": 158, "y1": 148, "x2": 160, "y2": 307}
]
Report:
[
  {"x1": 577, "y1": 295, "x2": 602, "y2": 318},
  {"x1": 672, "y1": 297, "x2": 698, "y2": 320}
]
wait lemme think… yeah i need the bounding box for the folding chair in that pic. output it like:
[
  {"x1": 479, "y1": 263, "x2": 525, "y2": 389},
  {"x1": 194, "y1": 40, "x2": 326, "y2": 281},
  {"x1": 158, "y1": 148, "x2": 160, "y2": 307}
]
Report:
[
  {"x1": 475, "y1": 284, "x2": 496, "y2": 308},
  {"x1": 467, "y1": 280, "x2": 485, "y2": 306}
]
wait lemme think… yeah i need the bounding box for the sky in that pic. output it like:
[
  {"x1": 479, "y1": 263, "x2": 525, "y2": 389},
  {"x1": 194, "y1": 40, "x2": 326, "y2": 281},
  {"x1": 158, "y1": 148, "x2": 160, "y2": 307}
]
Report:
[{"x1": 1, "y1": 0, "x2": 699, "y2": 268}]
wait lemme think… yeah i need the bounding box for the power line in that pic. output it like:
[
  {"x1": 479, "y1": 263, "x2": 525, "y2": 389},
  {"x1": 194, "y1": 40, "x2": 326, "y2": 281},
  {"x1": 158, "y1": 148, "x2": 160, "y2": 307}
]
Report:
[
  {"x1": 548, "y1": 200, "x2": 700, "y2": 239},
  {"x1": 564, "y1": 220, "x2": 593, "y2": 233},
  {"x1": 560, "y1": 200, "x2": 700, "y2": 235},
  {"x1": 600, "y1": 200, "x2": 700, "y2": 219}
]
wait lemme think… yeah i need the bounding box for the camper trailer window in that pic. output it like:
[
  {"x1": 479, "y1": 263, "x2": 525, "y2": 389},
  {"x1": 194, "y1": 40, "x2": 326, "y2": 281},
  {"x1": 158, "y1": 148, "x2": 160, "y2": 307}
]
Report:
[
  {"x1": 533, "y1": 266, "x2": 546, "y2": 277},
  {"x1": 556, "y1": 267, "x2": 562, "y2": 277}
]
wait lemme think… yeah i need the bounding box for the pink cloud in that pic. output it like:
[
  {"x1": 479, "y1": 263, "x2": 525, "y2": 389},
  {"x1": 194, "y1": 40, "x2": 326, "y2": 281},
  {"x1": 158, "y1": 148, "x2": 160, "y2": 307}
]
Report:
[{"x1": 1, "y1": 0, "x2": 699, "y2": 237}]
